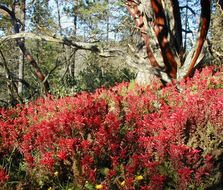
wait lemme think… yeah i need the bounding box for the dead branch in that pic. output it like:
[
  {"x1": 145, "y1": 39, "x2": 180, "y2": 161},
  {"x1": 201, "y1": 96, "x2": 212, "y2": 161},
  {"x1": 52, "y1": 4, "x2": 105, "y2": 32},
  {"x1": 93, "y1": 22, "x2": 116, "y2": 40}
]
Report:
[
  {"x1": 0, "y1": 32, "x2": 100, "y2": 51},
  {"x1": 0, "y1": 32, "x2": 126, "y2": 57}
]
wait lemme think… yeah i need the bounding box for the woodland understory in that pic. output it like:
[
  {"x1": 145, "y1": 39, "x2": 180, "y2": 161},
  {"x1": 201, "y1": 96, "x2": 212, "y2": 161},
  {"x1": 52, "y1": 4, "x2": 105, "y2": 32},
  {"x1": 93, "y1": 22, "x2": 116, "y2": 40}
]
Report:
[{"x1": 0, "y1": 0, "x2": 223, "y2": 189}]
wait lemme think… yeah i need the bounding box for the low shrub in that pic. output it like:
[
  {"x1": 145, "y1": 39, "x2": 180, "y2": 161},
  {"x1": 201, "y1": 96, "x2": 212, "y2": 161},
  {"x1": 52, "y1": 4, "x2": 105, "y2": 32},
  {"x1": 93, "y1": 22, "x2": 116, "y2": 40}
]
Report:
[{"x1": 1, "y1": 67, "x2": 223, "y2": 189}]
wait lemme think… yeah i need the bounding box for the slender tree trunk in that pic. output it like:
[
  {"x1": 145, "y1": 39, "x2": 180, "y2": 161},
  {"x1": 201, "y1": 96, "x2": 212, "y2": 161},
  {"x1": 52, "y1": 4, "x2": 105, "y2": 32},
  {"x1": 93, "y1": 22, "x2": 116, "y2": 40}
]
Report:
[
  {"x1": 18, "y1": 0, "x2": 26, "y2": 95},
  {"x1": 0, "y1": 3, "x2": 50, "y2": 94},
  {"x1": 106, "y1": 0, "x2": 109, "y2": 42},
  {"x1": 184, "y1": 0, "x2": 189, "y2": 49},
  {"x1": 18, "y1": 50, "x2": 24, "y2": 95},
  {"x1": 55, "y1": 0, "x2": 62, "y2": 36},
  {"x1": 69, "y1": 0, "x2": 78, "y2": 78},
  {"x1": 0, "y1": 49, "x2": 23, "y2": 105}
]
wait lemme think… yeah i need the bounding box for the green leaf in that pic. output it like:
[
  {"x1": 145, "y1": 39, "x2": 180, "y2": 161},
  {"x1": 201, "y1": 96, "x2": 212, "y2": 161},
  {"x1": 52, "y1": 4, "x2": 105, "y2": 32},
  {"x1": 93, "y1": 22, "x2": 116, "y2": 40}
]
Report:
[
  {"x1": 84, "y1": 182, "x2": 95, "y2": 190},
  {"x1": 128, "y1": 80, "x2": 136, "y2": 91},
  {"x1": 100, "y1": 167, "x2": 109, "y2": 176}
]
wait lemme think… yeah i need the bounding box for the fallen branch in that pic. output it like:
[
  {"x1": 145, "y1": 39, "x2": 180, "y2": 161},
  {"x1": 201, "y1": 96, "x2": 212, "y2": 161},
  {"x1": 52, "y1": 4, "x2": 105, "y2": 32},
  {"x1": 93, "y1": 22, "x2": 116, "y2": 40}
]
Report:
[{"x1": 0, "y1": 32, "x2": 100, "y2": 52}]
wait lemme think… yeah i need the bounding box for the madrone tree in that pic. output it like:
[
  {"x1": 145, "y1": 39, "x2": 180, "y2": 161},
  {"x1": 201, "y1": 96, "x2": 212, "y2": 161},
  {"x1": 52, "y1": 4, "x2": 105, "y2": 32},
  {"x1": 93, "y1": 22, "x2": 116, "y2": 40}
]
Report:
[
  {"x1": 125, "y1": 0, "x2": 213, "y2": 84},
  {"x1": 0, "y1": 1, "x2": 50, "y2": 95}
]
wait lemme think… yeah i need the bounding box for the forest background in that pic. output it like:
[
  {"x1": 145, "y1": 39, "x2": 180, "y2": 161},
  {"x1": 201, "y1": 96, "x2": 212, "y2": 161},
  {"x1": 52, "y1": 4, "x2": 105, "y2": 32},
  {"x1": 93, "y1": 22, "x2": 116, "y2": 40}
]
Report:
[{"x1": 0, "y1": 0, "x2": 222, "y2": 107}]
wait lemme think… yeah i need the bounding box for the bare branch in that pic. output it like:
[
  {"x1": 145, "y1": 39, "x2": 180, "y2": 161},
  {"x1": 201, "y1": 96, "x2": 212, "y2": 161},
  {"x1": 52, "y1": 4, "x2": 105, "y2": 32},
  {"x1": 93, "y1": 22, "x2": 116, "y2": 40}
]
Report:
[
  {"x1": 0, "y1": 32, "x2": 127, "y2": 58},
  {"x1": 182, "y1": 28, "x2": 193, "y2": 34},
  {"x1": 0, "y1": 4, "x2": 50, "y2": 95},
  {"x1": 179, "y1": 5, "x2": 196, "y2": 15},
  {"x1": 217, "y1": 0, "x2": 223, "y2": 11},
  {"x1": 0, "y1": 4, "x2": 14, "y2": 18},
  {"x1": 42, "y1": 60, "x2": 60, "y2": 84},
  {"x1": 0, "y1": 32, "x2": 100, "y2": 52}
]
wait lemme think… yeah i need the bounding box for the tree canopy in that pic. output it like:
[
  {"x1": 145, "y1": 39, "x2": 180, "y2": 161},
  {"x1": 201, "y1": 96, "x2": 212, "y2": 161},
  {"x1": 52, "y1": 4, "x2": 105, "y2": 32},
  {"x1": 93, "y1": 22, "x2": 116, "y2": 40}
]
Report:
[{"x1": 0, "y1": 0, "x2": 222, "y2": 106}]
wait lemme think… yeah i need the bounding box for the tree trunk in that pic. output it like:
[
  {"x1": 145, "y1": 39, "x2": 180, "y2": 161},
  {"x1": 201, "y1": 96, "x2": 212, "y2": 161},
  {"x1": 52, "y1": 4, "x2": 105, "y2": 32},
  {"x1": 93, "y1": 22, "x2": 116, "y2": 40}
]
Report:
[
  {"x1": 69, "y1": 0, "x2": 78, "y2": 78},
  {"x1": 106, "y1": 0, "x2": 109, "y2": 42},
  {"x1": 55, "y1": 0, "x2": 62, "y2": 36},
  {"x1": 0, "y1": 3, "x2": 50, "y2": 94},
  {"x1": 18, "y1": 0, "x2": 26, "y2": 96},
  {"x1": 126, "y1": 0, "x2": 211, "y2": 85},
  {"x1": 18, "y1": 49, "x2": 24, "y2": 95},
  {"x1": 209, "y1": 1, "x2": 223, "y2": 66}
]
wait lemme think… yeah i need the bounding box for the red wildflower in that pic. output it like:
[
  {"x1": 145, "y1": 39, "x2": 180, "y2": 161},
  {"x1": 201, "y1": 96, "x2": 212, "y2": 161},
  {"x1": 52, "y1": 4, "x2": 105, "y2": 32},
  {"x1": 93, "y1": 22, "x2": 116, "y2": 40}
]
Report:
[
  {"x1": 0, "y1": 169, "x2": 9, "y2": 184},
  {"x1": 150, "y1": 175, "x2": 166, "y2": 189},
  {"x1": 40, "y1": 152, "x2": 55, "y2": 169},
  {"x1": 57, "y1": 151, "x2": 67, "y2": 160},
  {"x1": 80, "y1": 140, "x2": 90, "y2": 151},
  {"x1": 178, "y1": 167, "x2": 193, "y2": 189}
]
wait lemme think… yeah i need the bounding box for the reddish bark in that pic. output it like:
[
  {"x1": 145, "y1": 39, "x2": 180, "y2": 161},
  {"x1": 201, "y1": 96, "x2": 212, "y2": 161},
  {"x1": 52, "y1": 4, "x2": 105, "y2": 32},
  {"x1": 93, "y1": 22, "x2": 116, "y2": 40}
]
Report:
[
  {"x1": 126, "y1": 0, "x2": 212, "y2": 80},
  {"x1": 185, "y1": 0, "x2": 211, "y2": 77},
  {"x1": 150, "y1": 0, "x2": 178, "y2": 79},
  {"x1": 125, "y1": 0, "x2": 161, "y2": 68}
]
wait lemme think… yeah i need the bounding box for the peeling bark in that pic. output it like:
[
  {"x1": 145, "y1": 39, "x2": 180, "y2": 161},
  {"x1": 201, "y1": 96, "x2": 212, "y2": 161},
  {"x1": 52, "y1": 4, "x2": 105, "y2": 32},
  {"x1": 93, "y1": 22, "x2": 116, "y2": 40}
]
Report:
[
  {"x1": 1, "y1": 1, "x2": 213, "y2": 87},
  {"x1": 125, "y1": 0, "x2": 212, "y2": 82},
  {"x1": 125, "y1": 0, "x2": 161, "y2": 68},
  {"x1": 185, "y1": 0, "x2": 211, "y2": 77},
  {"x1": 150, "y1": 0, "x2": 178, "y2": 79}
]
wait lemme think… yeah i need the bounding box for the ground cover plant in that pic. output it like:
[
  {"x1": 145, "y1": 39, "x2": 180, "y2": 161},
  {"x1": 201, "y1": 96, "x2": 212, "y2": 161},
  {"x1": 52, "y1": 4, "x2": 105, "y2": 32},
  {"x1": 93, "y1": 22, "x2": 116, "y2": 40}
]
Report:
[{"x1": 1, "y1": 67, "x2": 223, "y2": 190}]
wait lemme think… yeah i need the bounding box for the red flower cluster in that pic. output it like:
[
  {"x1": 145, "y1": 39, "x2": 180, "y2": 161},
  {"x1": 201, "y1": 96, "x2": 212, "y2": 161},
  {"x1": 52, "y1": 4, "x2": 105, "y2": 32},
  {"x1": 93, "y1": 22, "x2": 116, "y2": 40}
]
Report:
[
  {"x1": 0, "y1": 67, "x2": 223, "y2": 189},
  {"x1": 0, "y1": 168, "x2": 9, "y2": 184}
]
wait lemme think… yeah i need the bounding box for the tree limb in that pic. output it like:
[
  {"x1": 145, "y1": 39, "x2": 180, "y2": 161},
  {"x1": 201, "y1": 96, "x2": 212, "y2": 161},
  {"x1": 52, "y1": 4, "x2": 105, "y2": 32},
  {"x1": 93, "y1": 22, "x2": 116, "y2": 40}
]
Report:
[
  {"x1": 125, "y1": 0, "x2": 161, "y2": 68},
  {"x1": 0, "y1": 32, "x2": 127, "y2": 57},
  {"x1": 185, "y1": 0, "x2": 211, "y2": 77},
  {"x1": 0, "y1": 4, "x2": 14, "y2": 18},
  {"x1": 0, "y1": 3, "x2": 50, "y2": 95},
  {"x1": 0, "y1": 49, "x2": 23, "y2": 104},
  {"x1": 179, "y1": 5, "x2": 196, "y2": 15},
  {"x1": 182, "y1": 28, "x2": 193, "y2": 34},
  {"x1": 42, "y1": 59, "x2": 60, "y2": 84},
  {"x1": 0, "y1": 32, "x2": 101, "y2": 51},
  {"x1": 150, "y1": 0, "x2": 178, "y2": 79},
  {"x1": 217, "y1": 0, "x2": 223, "y2": 11}
]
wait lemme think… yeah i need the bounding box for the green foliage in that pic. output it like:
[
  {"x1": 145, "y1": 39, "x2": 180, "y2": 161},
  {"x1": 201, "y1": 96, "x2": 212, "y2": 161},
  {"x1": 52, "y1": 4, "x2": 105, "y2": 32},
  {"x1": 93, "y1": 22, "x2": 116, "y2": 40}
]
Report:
[
  {"x1": 76, "y1": 62, "x2": 135, "y2": 92},
  {"x1": 29, "y1": 0, "x2": 54, "y2": 31},
  {"x1": 51, "y1": 54, "x2": 135, "y2": 97},
  {"x1": 23, "y1": 41, "x2": 63, "y2": 97}
]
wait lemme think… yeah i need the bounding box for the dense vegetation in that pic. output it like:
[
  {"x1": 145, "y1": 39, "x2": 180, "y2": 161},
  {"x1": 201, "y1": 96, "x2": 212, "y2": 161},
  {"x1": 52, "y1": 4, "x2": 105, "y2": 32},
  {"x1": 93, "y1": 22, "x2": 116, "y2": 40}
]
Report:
[
  {"x1": 1, "y1": 67, "x2": 223, "y2": 189},
  {"x1": 1, "y1": 1, "x2": 223, "y2": 189},
  {"x1": 0, "y1": 1, "x2": 223, "y2": 106}
]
